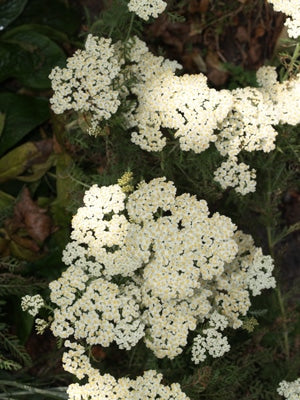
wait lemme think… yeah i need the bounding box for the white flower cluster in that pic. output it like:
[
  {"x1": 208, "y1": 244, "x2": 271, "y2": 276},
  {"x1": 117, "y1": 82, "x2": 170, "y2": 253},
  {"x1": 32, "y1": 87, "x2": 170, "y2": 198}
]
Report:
[
  {"x1": 127, "y1": 0, "x2": 167, "y2": 20},
  {"x1": 49, "y1": 32, "x2": 300, "y2": 195},
  {"x1": 267, "y1": 0, "x2": 300, "y2": 38},
  {"x1": 191, "y1": 311, "x2": 230, "y2": 363},
  {"x1": 49, "y1": 35, "x2": 122, "y2": 135},
  {"x1": 257, "y1": 67, "x2": 300, "y2": 127},
  {"x1": 130, "y1": 70, "x2": 232, "y2": 153},
  {"x1": 63, "y1": 343, "x2": 189, "y2": 400},
  {"x1": 48, "y1": 178, "x2": 275, "y2": 361},
  {"x1": 21, "y1": 294, "x2": 44, "y2": 317},
  {"x1": 277, "y1": 378, "x2": 300, "y2": 400},
  {"x1": 213, "y1": 157, "x2": 256, "y2": 195},
  {"x1": 192, "y1": 328, "x2": 230, "y2": 364},
  {"x1": 49, "y1": 35, "x2": 181, "y2": 139},
  {"x1": 215, "y1": 86, "x2": 279, "y2": 158},
  {"x1": 129, "y1": 63, "x2": 300, "y2": 194},
  {"x1": 35, "y1": 318, "x2": 49, "y2": 335}
]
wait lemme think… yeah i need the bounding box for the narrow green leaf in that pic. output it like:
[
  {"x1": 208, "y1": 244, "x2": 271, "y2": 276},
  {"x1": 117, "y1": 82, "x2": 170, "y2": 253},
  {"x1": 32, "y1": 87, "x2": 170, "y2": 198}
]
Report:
[
  {"x1": 0, "y1": 331, "x2": 31, "y2": 366},
  {"x1": 0, "y1": 356, "x2": 21, "y2": 371}
]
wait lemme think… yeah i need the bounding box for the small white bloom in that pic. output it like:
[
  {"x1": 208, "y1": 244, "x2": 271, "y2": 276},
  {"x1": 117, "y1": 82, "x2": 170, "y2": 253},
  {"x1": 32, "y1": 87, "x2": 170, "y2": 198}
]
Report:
[
  {"x1": 277, "y1": 378, "x2": 300, "y2": 400},
  {"x1": 35, "y1": 318, "x2": 49, "y2": 335},
  {"x1": 21, "y1": 295, "x2": 44, "y2": 317},
  {"x1": 127, "y1": 0, "x2": 167, "y2": 20}
]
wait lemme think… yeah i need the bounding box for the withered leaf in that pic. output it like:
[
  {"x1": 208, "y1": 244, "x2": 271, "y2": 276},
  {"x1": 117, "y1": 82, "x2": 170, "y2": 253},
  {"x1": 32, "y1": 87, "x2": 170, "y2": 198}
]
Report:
[
  {"x1": 12, "y1": 188, "x2": 52, "y2": 243},
  {"x1": 0, "y1": 139, "x2": 53, "y2": 183}
]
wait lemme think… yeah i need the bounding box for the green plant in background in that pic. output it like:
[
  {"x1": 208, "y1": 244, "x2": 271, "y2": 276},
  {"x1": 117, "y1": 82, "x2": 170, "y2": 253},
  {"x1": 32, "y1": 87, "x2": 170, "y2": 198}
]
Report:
[
  {"x1": 0, "y1": 0, "x2": 82, "y2": 397},
  {"x1": 0, "y1": 256, "x2": 45, "y2": 371}
]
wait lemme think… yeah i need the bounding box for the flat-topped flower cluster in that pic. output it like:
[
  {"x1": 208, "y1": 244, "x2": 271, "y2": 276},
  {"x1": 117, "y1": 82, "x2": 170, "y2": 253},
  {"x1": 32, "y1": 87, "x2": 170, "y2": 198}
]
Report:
[
  {"x1": 128, "y1": 41, "x2": 300, "y2": 194},
  {"x1": 22, "y1": 178, "x2": 276, "y2": 398},
  {"x1": 39, "y1": 178, "x2": 275, "y2": 363},
  {"x1": 49, "y1": 34, "x2": 300, "y2": 195},
  {"x1": 127, "y1": 0, "x2": 167, "y2": 20},
  {"x1": 63, "y1": 340, "x2": 189, "y2": 400}
]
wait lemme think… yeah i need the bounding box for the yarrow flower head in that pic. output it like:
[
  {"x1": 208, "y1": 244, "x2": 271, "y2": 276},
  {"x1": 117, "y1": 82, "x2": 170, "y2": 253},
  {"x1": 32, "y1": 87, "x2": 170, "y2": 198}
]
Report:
[
  {"x1": 46, "y1": 178, "x2": 275, "y2": 361},
  {"x1": 21, "y1": 295, "x2": 44, "y2": 317},
  {"x1": 62, "y1": 341, "x2": 190, "y2": 399},
  {"x1": 127, "y1": 0, "x2": 167, "y2": 20},
  {"x1": 191, "y1": 328, "x2": 230, "y2": 364},
  {"x1": 128, "y1": 60, "x2": 300, "y2": 195},
  {"x1": 49, "y1": 34, "x2": 122, "y2": 135},
  {"x1": 49, "y1": 33, "x2": 300, "y2": 196},
  {"x1": 130, "y1": 70, "x2": 233, "y2": 153},
  {"x1": 213, "y1": 157, "x2": 256, "y2": 195},
  {"x1": 277, "y1": 378, "x2": 300, "y2": 400}
]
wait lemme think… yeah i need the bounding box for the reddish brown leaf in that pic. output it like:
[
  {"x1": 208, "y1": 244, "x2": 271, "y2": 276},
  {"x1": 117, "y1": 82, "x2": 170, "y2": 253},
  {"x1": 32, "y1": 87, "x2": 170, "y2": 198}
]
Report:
[
  {"x1": 91, "y1": 345, "x2": 106, "y2": 360},
  {"x1": 235, "y1": 26, "x2": 249, "y2": 43},
  {"x1": 206, "y1": 52, "x2": 229, "y2": 86},
  {"x1": 188, "y1": 0, "x2": 210, "y2": 14},
  {"x1": 12, "y1": 188, "x2": 52, "y2": 243}
]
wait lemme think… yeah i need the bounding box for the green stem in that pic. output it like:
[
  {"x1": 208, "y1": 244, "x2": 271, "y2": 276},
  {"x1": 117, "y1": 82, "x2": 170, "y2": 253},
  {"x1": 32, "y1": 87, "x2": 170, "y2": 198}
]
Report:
[
  {"x1": 266, "y1": 176, "x2": 290, "y2": 360},
  {"x1": 0, "y1": 381, "x2": 67, "y2": 399},
  {"x1": 125, "y1": 14, "x2": 135, "y2": 42},
  {"x1": 47, "y1": 171, "x2": 90, "y2": 189},
  {"x1": 282, "y1": 42, "x2": 300, "y2": 81}
]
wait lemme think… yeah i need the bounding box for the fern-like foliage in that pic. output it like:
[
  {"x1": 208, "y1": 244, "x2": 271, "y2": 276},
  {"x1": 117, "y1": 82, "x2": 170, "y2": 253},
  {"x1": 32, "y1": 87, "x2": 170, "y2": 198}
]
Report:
[
  {"x1": 0, "y1": 355, "x2": 22, "y2": 371},
  {"x1": 0, "y1": 330, "x2": 31, "y2": 370},
  {"x1": 0, "y1": 256, "x2": 46, "y2": 371},
  {"x1": 0, "y1": 273, "x2": 45, "y2": 297},
  {"x1": 0, "y1": 256, "x2": 26, "y2": 273},
  {"x1": 0, "y1": 256, "x2": 46, "y2": 297}
]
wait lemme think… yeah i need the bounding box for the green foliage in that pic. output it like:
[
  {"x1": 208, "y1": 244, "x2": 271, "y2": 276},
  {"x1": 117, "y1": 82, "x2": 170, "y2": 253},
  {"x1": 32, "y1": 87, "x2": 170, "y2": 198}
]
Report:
[
  {"x1": 0, "y1": 0, "x2": 28, "y2": 30},
  {"x1": 90, "y1": 0, "x2": 143, "y2": 41},
  {"x1": 0, "y1": 94, "x2": 49, "y2": 156},
  {"x1": 0, "y1": 331, "x2": 31, "y2": 371},
  {"x1": 0, "y1": 257, "x2": 46, "y2": 372},
  {"x1": 0, "y1": 29, "x2": 66, "y2": 89},
  {"x1": 223, "y1": 63, "x2": 258, "y2": 89},
  {"x1": 13, "y1": 0, "x2": 81, "y2": 36}
]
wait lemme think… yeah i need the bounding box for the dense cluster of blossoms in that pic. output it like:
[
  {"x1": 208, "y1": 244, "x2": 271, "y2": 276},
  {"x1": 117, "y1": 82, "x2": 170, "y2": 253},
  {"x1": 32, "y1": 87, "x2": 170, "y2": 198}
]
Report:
[
  {"x1": 21, "y1": 178, "x2": 277, "y2": 398},
  {"x1": 63, "y1": 341, "x2": 189, "y2": 400},
  {"x1": 40, "y1": 178, "x2": 276, "y2": 362},
  {"x1": 49, "y1": 35, "x2": 123, "y2": 135},
  {"x1": 49, "y1": 32, "x2": 300, "y2": 195},
  {"x1": 127, "y1": 0, "x2": 167, "y2": 20},
  {"x1": 129, "y1": 64, "x2": 300, "y2": 194},
  {"x1": 213, "y1": 157, "x2": 256, "y2": 195},
  {"x1": 267, "y1": 0, "x2": 300, "y2": 38},
  {"x1": 129, "y1": 70, "x2": 232, "y2": 153},
  {"x1": 277, "y1": 378, "x2": 300, "y2": 400}
]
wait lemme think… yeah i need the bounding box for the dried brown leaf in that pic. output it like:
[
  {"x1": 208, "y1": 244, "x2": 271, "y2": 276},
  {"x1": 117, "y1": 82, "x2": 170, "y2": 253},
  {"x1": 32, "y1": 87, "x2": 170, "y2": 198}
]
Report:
[{"x1": 10, "y1": 188, "x2": 52, "y2": 243}]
